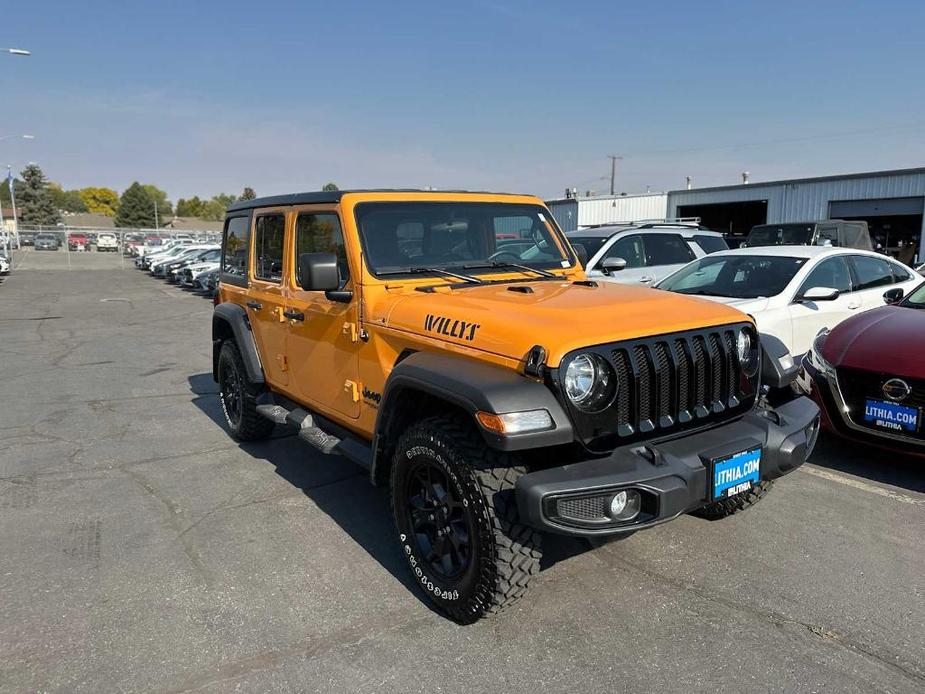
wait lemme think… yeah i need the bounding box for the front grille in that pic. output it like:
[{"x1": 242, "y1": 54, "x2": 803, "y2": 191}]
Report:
[
  {"x1": 558, "y1": 323, "x2": 755, "y2": 452},
  {"x1": 837, "y1": 368, "x2": 925, "y2": 440}
]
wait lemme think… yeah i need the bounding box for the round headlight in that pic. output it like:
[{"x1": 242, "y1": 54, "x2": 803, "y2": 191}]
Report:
[
  {"x1": 737, "y1": 327, "x2": 760, "y2": 377},
  {"x1": 564, "y1": 353, "x2": 617, "y2": 412}
]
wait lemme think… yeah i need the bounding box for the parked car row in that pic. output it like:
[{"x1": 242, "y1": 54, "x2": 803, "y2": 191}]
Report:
[{"x1": 134, "y1": 238, "x2": 221, "y2": 294}]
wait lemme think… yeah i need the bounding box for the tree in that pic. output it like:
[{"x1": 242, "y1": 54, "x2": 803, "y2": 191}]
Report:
[
  {"x1": 19, "y1": 164, "x2": 61, "y2": 226},
  {"x1": 115, "y1": 182, "x2": 156, "y2": 228},
  {"x1": 78, "y1": 187, "x2": 120, "y2": 216},
  {"x1": 0, "y1": 176, "x2": 23, "y2": 208},
  {"x1": 239, "y1": 187, "x2": 256, "y2": 201},
  {"x1": 175, "y1": 196, "x2": 204, "y2": 217},
  {"x1": 199, "y1": 193, "x2": 236, "y2": 221},
  {"x1": 322, "y1": 182, "x2": 339, "y2": 192},
  {"x1": 49, "y1": 183, "x2": 88, "y2": 213},
  {"x1": 142, "y1": 184, "x2": 173, "y2": 217}
]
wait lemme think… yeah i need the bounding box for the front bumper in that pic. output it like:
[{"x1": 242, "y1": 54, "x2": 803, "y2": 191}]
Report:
[{"x1": 515, "y1": 397, "x2": 819, "y2": 537}]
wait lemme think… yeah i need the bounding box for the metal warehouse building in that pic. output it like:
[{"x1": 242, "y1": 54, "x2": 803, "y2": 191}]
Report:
[{"x1": 548, "y1": 167, "x2": 925, "y2": 265}]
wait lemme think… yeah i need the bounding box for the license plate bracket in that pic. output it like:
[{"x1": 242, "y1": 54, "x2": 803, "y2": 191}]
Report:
[{"x1": 710, "y1": 447, "x2": 762, "y2": 501}]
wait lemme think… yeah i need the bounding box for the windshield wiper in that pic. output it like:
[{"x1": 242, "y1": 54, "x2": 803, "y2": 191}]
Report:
[
  {"x1": 377, "y1": 267, "x2": 483, "y2": 284},
  {"x1": 463, "y1": 261, "x2": 557, "y2": 278}
]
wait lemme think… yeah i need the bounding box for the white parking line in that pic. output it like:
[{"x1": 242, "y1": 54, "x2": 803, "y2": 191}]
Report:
[{"x1": 800, "y1": 465, "x2": 925, "y2": 506}]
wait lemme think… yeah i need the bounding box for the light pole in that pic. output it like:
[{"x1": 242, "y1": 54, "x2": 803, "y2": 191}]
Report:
[{"x1": 1, "y1": 136, "x2": 35, "y2": 250}]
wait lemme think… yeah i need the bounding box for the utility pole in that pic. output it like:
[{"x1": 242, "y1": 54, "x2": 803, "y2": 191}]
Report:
[
  {"x1": 8, "y1": 166, "x2": 18, "y2": 249},
  {"x1": 154, "y1": 200, "x2": 159, "y2": 229},
  {"x1": 607, "y1": 155, "x2": 623, "y2": 196}
]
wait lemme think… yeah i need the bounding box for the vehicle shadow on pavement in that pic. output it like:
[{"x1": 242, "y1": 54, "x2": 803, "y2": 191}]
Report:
[
  {"x1": 809, "y1": 436, "x2": 924, "y2": 493},
  {"x1": 187, "y1": 373, "x2": 595, "y2": 610}
]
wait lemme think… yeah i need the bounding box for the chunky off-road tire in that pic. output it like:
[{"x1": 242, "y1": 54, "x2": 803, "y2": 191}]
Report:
[
  {"x1": 390, "y1": 414, "x2": 541, "y2": 624},
  {"x1": 217, "y1": 340, "x2": 275, "y2": 442},
  {"x1": 692, "y1": 479, "x2": 774, "y2": 520}
]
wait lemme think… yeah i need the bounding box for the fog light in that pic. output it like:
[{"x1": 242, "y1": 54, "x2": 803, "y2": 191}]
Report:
[{"x1": 608, "y1": 490, "x2": 641, "y2": 521}]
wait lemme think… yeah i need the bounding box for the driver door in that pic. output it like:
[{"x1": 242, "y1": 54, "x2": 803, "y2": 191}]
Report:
[
  {"x1": 788, "y1": 255, "x2": 858, "y2": 356},
  {"x1": 588, "y1": 234, "x2": 647, "y2": 283}
]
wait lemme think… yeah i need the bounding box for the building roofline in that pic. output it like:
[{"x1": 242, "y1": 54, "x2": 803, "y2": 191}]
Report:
[
  {"x1": 667, "y1": 166, "x2": 925, "y2": 195},
  {"x1": 226, "y1": 188, "x2": 530, "y2": 213},
  {"x1": 545, "y1": 191, "x2": 668, "y2": 205}
]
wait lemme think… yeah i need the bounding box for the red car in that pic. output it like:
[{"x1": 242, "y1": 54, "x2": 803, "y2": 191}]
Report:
[
  {"x1": 67, "y1": 233, "x2": 89, "y2": 251},
  {"x1": 800, "y1": 281, "x2": 925, "y2": 457}
]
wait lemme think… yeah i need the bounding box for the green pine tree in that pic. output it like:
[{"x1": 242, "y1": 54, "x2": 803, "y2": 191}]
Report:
[
  {"x1": 19, "y1": 164, "x2": 61, "y2": 226},
  {"x1": 322, "y1": 182, "x2": 339, "y2": 192},
  {"x1": 115, "y1": 182, "x2": 157, "y2": 228},
  {"x1": 239, "y1": 187, "x2": 257, "y2": 201}
]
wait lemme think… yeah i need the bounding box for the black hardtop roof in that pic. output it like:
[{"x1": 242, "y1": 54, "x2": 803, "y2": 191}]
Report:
[{"x1": 226, "y1": 189, "x2": 530, "y2": 213}]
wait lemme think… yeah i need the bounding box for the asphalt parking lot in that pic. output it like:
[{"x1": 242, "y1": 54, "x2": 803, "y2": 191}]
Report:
[{"x1": 1, "y1": 250, "x2": 923, "y2": 693}]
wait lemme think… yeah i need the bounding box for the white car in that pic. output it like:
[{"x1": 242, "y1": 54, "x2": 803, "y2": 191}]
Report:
[
  {"x1": 96, "y1": 233, "x2": 119, "y2": 252},
  {"x1": 568, "y1": 223, "x2": 729, "y2": 287},
  {"x1": 0, "y1": 254, "x2": 10, "y2": 275},
  {"x1": 656, "y1": 246, "x2": 922, "y2": 359}
]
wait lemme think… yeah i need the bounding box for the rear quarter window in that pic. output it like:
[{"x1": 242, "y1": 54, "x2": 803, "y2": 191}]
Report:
[
  {"x1": 221, "y1": 215, "x2": 251, "y2": 285},
  {"x1": 691, "y1": 234, "x2": 729, "y2": 255}
]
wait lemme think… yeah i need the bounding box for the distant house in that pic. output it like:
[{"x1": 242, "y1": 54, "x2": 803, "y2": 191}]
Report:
[{"x1": 60, "y1": 213, "x2": 116, "y2": 228}]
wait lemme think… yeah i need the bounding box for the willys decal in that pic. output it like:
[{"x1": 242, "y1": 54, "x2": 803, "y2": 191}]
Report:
[{"x1": 424, "y1": 314, "x2": 481, "y2": 341}]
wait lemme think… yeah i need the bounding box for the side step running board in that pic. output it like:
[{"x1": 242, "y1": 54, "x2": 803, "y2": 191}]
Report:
[{"x1": 255, "y1": 399, "x2": 371, "y2": 468}]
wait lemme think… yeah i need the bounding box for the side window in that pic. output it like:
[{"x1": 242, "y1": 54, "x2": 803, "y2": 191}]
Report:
[
  {"x1": 849, "y1": 255, "x2": 894, "y2": 290},
  {"x1": 295, "y1": 213, "x2": 349, "y2": 289},
  {"x1": 602, "y1": 234, "x2": 645, "y2": 269},
  {"x1": 253, "y1": 214, "x2": 286, "y2": 282},
  {"x1": 221, "y1": 215, "x2": 250, "y2": 280},
  {"x1": 889, "y1": 261, "x2": 913, "y2": 283},
  {"x1": 797, "y1": 256, "x2": 852, "y2": 295},
  {"x1": 642, "y1": 234, "x2": 696, "y2": 266}
]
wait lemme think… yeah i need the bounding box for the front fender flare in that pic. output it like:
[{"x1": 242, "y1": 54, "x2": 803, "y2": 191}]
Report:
[
  {"x1": 371, "y1": 351, "x2": 574, "y2": 482},
  {"x1": 212, "y1": 302, "x2": 265, "y2": 384}
]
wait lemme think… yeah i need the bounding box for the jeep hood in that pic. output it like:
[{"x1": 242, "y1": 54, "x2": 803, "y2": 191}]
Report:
[{"x1": 374, "y1": 279, "x2": 751, "y2": 366}]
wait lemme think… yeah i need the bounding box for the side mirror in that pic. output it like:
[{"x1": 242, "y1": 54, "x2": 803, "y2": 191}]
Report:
[
  {"x1": 298, "y1": 252, "x2": 351, "y2": 302},
  {"x1": 571, "y1": 242, "x2": 589, "y2": 268},
  {"x1": 800, "y1": 286, "x2": 840, "y2": 302},
  {"x1": 601, "y1": 257, "x2": 627, "y2": 274},
  {"x1": 883, "y1": 287, "x2": 904, "y2": 305}
]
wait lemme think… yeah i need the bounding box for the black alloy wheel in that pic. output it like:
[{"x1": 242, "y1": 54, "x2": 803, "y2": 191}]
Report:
[{"x1": 404, "y1": 460, "x2": 473, "y2": 580}]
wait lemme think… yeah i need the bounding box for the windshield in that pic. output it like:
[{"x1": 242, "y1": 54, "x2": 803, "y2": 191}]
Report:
[
  {"x1": 901, "y1": 281, "x2": 925, "y2": 308},
  {"x1": 746, "y1": 224, "x2": 815, "y2": 247},
  {"x1": 658, "y1": 254, "x2": 808, "y2": 298},
  {"x1": 355, "y1": 202, "x2": 572, "y2": 278}
]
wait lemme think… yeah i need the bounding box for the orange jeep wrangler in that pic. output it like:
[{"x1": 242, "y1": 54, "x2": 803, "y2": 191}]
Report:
[{"x1": 212, "y1": 190, "x2": 819, "y2": 623}]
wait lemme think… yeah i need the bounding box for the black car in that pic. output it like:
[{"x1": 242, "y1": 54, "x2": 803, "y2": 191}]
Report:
[{"x1": 34, "y1": 233, "x2": 60, "y2": 251}]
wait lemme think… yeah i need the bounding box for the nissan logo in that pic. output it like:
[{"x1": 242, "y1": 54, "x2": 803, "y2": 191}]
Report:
[{"x1": 882, "y1": 378, "x2": 912, "y2": 402}]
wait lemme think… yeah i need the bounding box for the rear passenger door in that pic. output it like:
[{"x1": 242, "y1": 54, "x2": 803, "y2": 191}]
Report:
[
  {"x1": 848, "y1": 255, "x2": 897, "y2": 311},
  {"x1": 248, "y1": 211, "x2": 289, "y2": 387},
  {"x1": 638, "y1": 233, "x2": 697, "y2": 284}
]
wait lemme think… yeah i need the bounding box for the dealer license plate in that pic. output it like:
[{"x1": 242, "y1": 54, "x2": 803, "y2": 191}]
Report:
[
  {"x1": 711, "y1": 448, "x2": 761, "y2": 500},
  {"x1": 863, "y1": 399, "x2": 919, "y2": 433}
]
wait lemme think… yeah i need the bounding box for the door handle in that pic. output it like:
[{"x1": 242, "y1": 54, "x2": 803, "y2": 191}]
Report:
[
  {"x1": 246, "y1": 300, "x2": 262, "y2": 311},
  {"x1": 847, "y1": 301, "x2": 861, "y2": 310},
  {"x1": 283, "y1": 309, "x2": 305, "y2": 322},
  {"x1": 639, "y1": 276, "x2": 655, "y2": 284}
]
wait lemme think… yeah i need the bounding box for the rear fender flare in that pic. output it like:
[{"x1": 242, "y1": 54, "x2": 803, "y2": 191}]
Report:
[{"x1": 212, "y1": 302, "x2": 265, "y2": 384}]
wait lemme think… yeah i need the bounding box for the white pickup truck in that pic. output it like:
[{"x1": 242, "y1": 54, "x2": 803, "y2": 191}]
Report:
[{"x1": 96, "y1": 233, "x2": 119, "y2": 252}]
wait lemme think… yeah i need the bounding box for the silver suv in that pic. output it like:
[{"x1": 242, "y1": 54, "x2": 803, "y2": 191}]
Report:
[{"x1": 567, "y1": 223, "x2": 728, "y2": 286}]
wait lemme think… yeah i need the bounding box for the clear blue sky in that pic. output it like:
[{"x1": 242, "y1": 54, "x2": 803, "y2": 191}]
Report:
[{"x1": 3, "y1": 0, "x2": 925, "y2": 202}]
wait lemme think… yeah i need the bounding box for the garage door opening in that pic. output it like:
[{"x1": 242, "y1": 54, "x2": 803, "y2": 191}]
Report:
[
  {"x1": 830, "y1": 197, "x2": 923, "y2": 265},
  {"x1": 676, "y1": 200, "x2": 767, "y2": 239}
]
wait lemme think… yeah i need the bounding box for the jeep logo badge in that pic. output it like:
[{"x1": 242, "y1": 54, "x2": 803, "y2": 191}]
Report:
[{"x1": 882, "y1": 378, "x2": 911, "y2": 401}]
